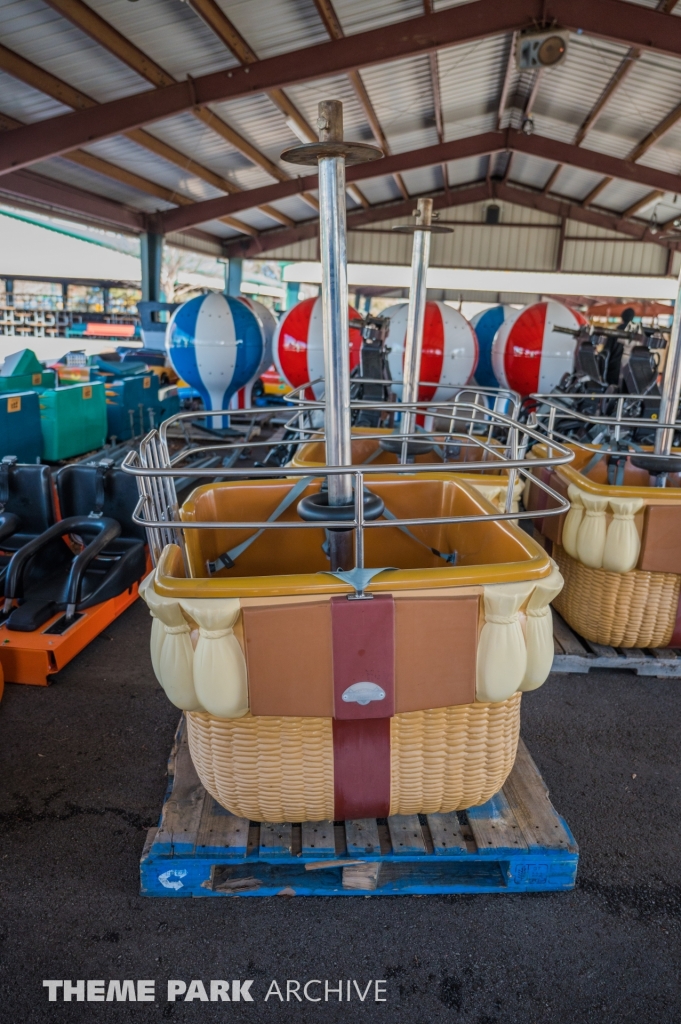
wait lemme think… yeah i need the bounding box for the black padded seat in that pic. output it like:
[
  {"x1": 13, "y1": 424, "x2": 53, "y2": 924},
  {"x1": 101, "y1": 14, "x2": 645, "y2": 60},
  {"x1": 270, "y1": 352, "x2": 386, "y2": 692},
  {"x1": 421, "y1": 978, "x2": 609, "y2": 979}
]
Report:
[
  {"x1": 2, "y1": 462, "x2": 146, "y2": 633},
  {"x1": 0, "y1": 458, "x2": 56, "y2": 591}
]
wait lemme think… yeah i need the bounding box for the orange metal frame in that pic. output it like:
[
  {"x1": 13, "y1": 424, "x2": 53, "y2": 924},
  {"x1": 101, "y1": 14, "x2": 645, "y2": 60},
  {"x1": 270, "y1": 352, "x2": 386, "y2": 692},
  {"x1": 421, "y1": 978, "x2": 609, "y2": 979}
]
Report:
[
  {"x1": 0, "y1": 583, "x2": 141, "y2": 686},
  {"x1": 0, "y1": 550, "x2": 151, "y2": 687}
]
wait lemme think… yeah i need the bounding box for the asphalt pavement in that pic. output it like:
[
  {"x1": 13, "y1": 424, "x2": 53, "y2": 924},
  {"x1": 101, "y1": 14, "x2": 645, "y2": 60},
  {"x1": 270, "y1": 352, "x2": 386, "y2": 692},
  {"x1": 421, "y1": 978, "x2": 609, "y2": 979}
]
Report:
[{"x1": 1, "y1": 597, "x2": 680, "y2": 1023}]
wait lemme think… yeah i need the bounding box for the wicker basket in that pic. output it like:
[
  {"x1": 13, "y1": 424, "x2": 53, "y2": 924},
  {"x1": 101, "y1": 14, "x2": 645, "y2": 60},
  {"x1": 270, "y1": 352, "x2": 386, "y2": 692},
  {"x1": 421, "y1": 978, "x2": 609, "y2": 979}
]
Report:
[
  {"x1": 553, "y1": 544, "x2": 680, "y2": 648},
  {"x1": 186, "y1": 692, "x2": 521, "y2": 822}
]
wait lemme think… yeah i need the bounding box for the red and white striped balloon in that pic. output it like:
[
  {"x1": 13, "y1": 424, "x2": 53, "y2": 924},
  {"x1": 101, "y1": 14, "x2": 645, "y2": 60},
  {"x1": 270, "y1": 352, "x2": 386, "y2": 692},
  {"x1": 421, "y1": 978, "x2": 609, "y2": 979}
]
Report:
[
  {"x1": 491, "y1": 300, "x2": 587, "y2": 396},
  {"x1": 383, "y1": 301, "x2": 478, "y2": 401},
  {"x1": 273, "y1": 296, "x2": 362, "y2": 398}
]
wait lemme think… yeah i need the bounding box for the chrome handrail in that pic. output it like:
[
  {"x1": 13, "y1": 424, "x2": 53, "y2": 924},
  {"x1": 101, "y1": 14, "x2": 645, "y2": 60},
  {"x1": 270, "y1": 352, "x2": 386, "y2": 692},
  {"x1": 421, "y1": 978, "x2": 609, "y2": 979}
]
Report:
[{"x1": 123, "y1": 394, "x2": 573, "y2": 581}]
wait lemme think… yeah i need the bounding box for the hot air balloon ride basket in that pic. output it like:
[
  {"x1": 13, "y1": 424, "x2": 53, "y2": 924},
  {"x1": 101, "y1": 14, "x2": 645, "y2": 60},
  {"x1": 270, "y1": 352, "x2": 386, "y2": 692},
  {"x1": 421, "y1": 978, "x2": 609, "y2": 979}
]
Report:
[
  {"x1": 125, "y1": 405, "x2": 572, "y2": 824},
  {"x1": 526, "y1": 395, "x2": 681, "y2": 648},
  {"x1": 139, "y1": 721, "x2": 578, "y2": 896}
]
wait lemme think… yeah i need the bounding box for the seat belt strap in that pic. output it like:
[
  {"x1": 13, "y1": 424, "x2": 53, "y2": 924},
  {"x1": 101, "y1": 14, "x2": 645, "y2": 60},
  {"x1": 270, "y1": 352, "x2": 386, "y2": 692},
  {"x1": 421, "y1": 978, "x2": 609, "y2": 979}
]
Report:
[
  {"x1": 207, "y1": 475, "x2": 314, "y2": 574},
  {"x1": 380, "y1": 505, "x2": 457, "y2": 564}
]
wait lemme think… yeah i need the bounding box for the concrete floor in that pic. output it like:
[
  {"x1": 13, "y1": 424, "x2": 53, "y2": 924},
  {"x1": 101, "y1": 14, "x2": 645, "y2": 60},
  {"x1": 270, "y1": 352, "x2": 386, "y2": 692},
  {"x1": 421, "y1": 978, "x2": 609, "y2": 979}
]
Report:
[{"x1": 1, "y1": 598, "x2": 680, "y2": 1023}]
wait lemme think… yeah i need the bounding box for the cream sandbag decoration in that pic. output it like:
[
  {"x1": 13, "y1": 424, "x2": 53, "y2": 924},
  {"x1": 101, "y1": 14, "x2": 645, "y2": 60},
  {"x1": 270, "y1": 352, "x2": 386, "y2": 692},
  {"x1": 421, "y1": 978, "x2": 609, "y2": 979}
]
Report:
[
  {"x1": 520, "y1": 565, "x2": 564, "y2": 691},
  {"x1": 476, "y1": 568, "x2": 564, "y2": 702},
  {"x1": 179, "y1": 597, "x2": 248, "y2": 719},
  {"x1": 602, "y1": 496, "x2": 644, "y2": 573},
  {"x1": 561, "y1": 484, "x2": 584, "y2": 558},
  {"x1": 140, "y1": 575, "x2": 248, "y2": 718},
  {"x1": 562, "y1": 486, "x2": 643, "y2": 574},
  {"x1": 139, "y1": 573, "x2": 201, "y2": 712},
  {"x1": 475, "y1": 580, "x2": 534, "y2": 702}
]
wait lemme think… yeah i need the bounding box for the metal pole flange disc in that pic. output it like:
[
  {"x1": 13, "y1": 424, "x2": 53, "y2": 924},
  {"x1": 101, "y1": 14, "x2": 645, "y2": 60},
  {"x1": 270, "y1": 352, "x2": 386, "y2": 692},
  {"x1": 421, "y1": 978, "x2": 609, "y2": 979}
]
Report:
[
  {"x1": 392, "y1": 224, "x2": 453, "y2": 234},
  {"x1": 281, "y1": 141, "x2": 383, "y2": 166}
]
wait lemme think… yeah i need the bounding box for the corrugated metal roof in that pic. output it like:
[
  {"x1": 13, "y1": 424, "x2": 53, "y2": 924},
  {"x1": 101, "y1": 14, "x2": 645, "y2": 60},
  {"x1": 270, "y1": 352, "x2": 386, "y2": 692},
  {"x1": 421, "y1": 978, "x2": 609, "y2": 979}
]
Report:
[
  {"x1": 86, "y1": 0, "x2": 237, "y2": 81},
  {"x1": 30, "y1": 156, "x2": 173, "y2": 213},
  {"x1": 359, "y1": 55, "x2": 438, "y2": 154},
  {"x1": 331, "y1": 0, "x2": 424, "y2": 34},
  {"x1": 438, "y1": 35, "x2": 508, "y2": 141},
  {"x1": 0, "y1": 0, "x2": 152, "y2": 102},
  {"x1": 1, "y1": 0, "x2": 680, "y2": 277},
  {"x1": 218, "y1": 0, "x2": 329, "y2": 60},
  {"x1": 532, "y1": 35, "x2": 630, "y2": 144},
  {"x1": 0, "y1": 67, "x2": 69, "y2": 123},
  {"x1": 549, "y1": 165, "x2": 605, "y2": 201}
]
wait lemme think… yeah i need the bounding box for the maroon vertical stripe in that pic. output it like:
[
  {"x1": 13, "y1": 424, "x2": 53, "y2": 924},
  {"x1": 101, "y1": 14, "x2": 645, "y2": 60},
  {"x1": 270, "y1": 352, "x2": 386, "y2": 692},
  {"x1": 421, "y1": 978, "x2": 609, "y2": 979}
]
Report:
[
  {"x1": 332, "y1": 718, "x2": 391, "y2": 820},
  {"x1": 330, "y1": 595, "x2": 394, "y2": 818},
  {"x1": 331, "y1": 594, "x2": 395, "y2": 719}
]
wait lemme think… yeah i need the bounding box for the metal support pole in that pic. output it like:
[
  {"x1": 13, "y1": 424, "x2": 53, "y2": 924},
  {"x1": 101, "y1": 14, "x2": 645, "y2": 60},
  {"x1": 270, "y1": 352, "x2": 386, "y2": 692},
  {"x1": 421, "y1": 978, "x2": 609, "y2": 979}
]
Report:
[
  {"x1": 318, "y1": 101, "x2": 353, "y2": 508},
  {"x1": 400, "y1": 197, "x2": 433, "y2": 441},
  {"x1": 317, "y1": 101, "x2": 353, "y2": 567},
  {"x1": 141, "y1": 232, "x2": 163, "y2": 303},
  {"x1": 655, "y1": 265, "x2": 681, "y2": 458},
  {"x1": 226, "y1": 258, "x2": 243, "y2": 298},
  {"x1": 282, "y1": 99, "x2": 382, "y2": 570}
]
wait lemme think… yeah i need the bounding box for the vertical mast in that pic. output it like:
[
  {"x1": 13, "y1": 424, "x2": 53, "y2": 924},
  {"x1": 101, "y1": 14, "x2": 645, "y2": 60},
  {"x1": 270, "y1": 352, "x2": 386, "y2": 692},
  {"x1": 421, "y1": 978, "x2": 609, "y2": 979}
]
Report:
[
  {"x1": 400, "y1": 197, "x2": 433, "y2": 441},
  {"x1": 654, "y1": 266, "x2": 681, "y2": 461}
]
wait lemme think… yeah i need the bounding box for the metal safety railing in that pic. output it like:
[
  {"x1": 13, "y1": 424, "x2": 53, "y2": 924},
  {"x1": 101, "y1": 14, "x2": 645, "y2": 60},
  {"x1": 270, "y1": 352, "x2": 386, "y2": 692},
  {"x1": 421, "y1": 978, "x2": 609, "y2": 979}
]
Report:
[
  {"x1": 122, "y1": 392, "x2": 574, "y2": 584},
  {"x1": 530, "y1": 392, "x2": 681, "y2": 471}
]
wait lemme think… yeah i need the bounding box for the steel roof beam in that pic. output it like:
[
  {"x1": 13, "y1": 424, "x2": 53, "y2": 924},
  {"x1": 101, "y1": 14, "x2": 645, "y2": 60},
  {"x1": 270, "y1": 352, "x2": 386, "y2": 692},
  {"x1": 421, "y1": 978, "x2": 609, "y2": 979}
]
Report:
[
  {"x1": 0, "y1": 169, "x2": 147, "y2": 231},
  {"x1": 156, "y1": 129, "x2": 681, "y2": 234},
  {"x1": 221, "y1": 178, "x2": 679, "y2": 258},
  {"x1": 7, "y1": 0, "x2": 681, "y2": 175}
]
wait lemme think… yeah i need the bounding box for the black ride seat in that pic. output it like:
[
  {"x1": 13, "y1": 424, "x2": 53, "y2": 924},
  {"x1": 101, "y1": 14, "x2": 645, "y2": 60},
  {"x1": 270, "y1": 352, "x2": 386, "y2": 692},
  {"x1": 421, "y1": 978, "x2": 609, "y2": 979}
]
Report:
[
  {"x1": 0, "y1": 457, "x2": 56, "y2": 592},
  {"x1": 3, "y1": 460, "x2": 147, "y2": 633}
]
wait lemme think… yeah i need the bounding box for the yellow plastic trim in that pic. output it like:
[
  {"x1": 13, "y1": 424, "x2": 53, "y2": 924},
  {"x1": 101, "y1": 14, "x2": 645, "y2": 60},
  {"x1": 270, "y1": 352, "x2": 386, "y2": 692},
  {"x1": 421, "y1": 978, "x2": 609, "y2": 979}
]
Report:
[
  {"x1": 154, "y1": 470, "x2": 553, "y2": 599},
  {"x1": 531, "y1": 442, "x2": 681, "y2": 503}
]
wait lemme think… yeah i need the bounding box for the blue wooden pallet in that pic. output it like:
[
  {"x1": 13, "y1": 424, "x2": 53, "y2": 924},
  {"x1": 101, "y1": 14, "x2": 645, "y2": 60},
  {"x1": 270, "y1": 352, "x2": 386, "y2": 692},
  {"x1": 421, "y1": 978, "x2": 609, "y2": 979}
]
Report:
[{"x1": 140, "y1": 723, "x2": 578, "y2": 897}]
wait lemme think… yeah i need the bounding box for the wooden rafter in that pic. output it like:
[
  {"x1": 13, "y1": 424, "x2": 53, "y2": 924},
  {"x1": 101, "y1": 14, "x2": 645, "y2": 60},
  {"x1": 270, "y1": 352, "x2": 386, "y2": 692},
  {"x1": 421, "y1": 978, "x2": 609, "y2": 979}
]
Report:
[
  {"x1": 620, "y1": 189, "x2": 664, "y2": 219},
  {"x1": 0, "y1": 49, "x2": 286, "y2": 233},
  {"x1": 40, "y1": 0, "x2": 300, "y2": 229},
  {"x1": 184, "y1": 0, "x2": 319, "y2": 211},
  {"x1": 0, "y1": 104, "x2": 258, "y2": 237}
]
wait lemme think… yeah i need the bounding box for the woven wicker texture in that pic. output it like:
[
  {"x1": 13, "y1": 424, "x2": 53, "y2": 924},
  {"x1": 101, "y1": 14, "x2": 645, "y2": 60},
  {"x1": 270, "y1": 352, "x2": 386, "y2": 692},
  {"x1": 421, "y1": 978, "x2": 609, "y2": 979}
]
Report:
[
  {"x1": 389, "y1": 693, "x2": 521, "y2": 814},
  {"x1": 553, "y1": 544, "x2": 681, "y2": 648},
  {"x1": 186, "y1": 694, "x2": 521, "y2": 822}
]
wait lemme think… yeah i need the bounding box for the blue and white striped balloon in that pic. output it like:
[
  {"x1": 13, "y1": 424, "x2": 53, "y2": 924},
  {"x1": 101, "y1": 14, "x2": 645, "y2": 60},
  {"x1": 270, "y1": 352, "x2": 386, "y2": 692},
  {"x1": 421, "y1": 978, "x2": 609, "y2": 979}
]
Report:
[
  {"x1": 166, "y1": 292, "x2": 264, "y2": 428},
  {"x1": 470, "y1": 305, "x2": 517, "y2": 388}
]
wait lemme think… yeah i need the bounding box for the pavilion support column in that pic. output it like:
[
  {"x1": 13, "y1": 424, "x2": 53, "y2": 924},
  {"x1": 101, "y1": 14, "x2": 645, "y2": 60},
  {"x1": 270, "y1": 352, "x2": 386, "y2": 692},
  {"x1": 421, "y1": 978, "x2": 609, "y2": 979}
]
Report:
[
  {"x1": 141, "y1": 231, "x2": 163, "y2": 303},
  {"x1": 226, "y1": 258, "x2": 243, "y2": 298}
]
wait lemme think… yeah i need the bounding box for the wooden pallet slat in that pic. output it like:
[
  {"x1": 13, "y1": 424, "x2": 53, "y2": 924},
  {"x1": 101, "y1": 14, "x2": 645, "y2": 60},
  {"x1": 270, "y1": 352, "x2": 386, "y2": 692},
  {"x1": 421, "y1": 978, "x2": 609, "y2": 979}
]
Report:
[
  {"x1": 426, "y1": 812, "x2": 467, "y2": 855},
  {"x1": 196, "y1": 800, "x2": 249, "y2": 857},
  {"x1": 551, "y1": 612, "x2": 681, "y2": 677},
  {"x1": 345, "y1": 818, "x2": 381, "y2": 858},
  {"x1": 503, "y1": 742, "x2": 577, "y2": 854},
  {"x1": 140, "y1": 726, "x2": 579, "y2": 897},
  {"x1": 387, "y1": 815, "x2": 427, "y2": 856},
  {"x1": 301, "y1": 820, "x2": 336, "y2": 858},
  {"x1": 465, "y1": 790, "x2": 528, "y2": 856},
  {"x1": 259, "y1": 822, "x2": 292, "y2": 858}
]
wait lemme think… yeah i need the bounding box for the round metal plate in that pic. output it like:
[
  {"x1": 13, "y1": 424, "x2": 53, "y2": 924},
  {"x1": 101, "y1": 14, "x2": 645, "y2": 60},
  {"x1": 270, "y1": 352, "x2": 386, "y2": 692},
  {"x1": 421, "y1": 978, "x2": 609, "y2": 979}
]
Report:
[
  {"x1": 392, "y1": 224, "x2": 453, "y2": 234},
  {"x1": 281, "y1": 141, "x2": 384, "y2": 166}
]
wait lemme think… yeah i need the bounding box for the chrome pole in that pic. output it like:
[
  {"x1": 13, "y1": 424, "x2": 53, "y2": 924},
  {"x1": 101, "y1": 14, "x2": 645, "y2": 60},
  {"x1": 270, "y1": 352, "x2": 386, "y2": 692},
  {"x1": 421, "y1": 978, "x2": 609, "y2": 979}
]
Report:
[
  {"x1": 281, "y1": 100, "x2": 382, "y2": 569},
  {"x1": 400, "y1": 197, "x2": 433, "y2": 441},
  {"x1": 655, "y1": 265, "x2": 681, "y2": 458},
  {"x1": 317, "y1": 101, "x2": 353, "y2": 509}
]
